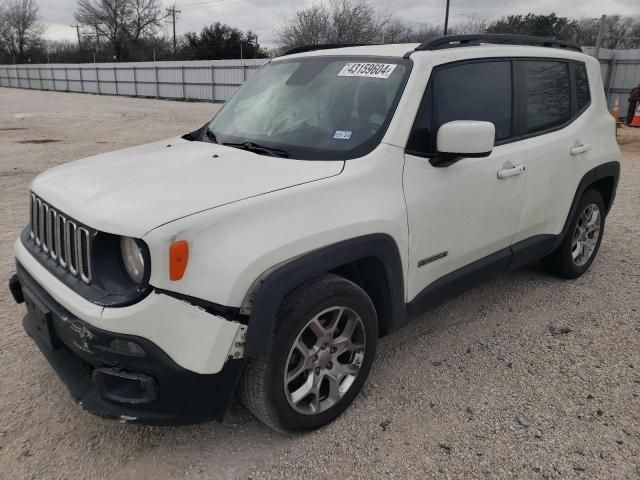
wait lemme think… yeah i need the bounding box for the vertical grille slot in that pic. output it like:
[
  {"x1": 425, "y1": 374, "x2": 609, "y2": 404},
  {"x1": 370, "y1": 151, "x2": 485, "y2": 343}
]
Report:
[
  {"x1": 35, "y1": 198, "x2": 42, "y2": 246},
  {"x1": 57, "y1": 214, "x2": 67, "y2": 267},
  {"x1": 42, "y1": 204, "x2": 49, "y2": 253},
  {"x1": 47, "y1": 208, "x2": 57, "y2": 259},
  {"x1": 67, "y1": 221, "x2": 78, "y2": 276},
  {"x1": 79, "y1": 228, "x2": 91, "y2": 283},
  {"x1": 28, "y1": 193, "x2": 93, "y2": 285},
  {"x1": 30, "y1": 194, "x2": 36, "y2": 240}
]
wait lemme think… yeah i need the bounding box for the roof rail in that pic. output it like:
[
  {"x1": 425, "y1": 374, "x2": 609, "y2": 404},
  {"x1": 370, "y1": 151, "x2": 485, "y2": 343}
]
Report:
[
  {"x1": 281, "y1": 43, "x2": 373, "y2": 56},
  {"x1": 414, "y1": 34, "x2": 582, "y2": 53}
]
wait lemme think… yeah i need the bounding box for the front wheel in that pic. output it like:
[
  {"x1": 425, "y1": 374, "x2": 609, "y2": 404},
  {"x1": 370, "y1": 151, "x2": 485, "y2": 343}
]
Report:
[
  {"x1": 542, "y1": 189, "x2": 606, "y2": 279},
  {"x1": 240, "y1": 274, "x2": 377, "y2": 432}
]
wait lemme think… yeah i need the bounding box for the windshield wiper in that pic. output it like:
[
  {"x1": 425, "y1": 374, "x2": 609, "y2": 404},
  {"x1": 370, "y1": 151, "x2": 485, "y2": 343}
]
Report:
[{"x1": 222, "y1": 141, "x2": 289, "y2": 158}]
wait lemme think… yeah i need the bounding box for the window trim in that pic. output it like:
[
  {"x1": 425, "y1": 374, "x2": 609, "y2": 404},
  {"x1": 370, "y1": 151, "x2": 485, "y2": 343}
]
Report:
[
  {"x1": 513, "y1": 58, "x2": 591, "y2": 142},
  {"x1": 405, "y1": 57, "x2": 515, "y2": 158},
  {"x1": 405, "y1": 56, "x2": 592, "y2": 158}
]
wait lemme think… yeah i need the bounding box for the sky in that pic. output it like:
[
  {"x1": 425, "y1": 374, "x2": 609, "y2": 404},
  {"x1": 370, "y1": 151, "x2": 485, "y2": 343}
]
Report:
[{"x1": 41, "y1": 0, "x2": 640, "y2": 48}]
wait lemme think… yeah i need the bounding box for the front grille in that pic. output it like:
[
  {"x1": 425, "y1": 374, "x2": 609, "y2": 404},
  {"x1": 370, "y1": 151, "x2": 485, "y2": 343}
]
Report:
[{"x1": 29, "y1": 193, "x2": 93, "y2": 284}]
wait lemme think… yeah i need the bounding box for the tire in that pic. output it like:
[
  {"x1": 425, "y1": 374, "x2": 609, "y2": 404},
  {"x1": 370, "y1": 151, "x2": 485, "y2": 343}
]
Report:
[
  {"x1": 240, "y1": 273, "x2": 377, "y2": 433},
  {"x1": 541, "y1": 188, "x2": 606, "y2": 279}
]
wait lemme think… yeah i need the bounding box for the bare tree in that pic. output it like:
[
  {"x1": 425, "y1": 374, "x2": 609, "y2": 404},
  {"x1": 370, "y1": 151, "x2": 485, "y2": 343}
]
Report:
[
  {"x1": 600, "y1": 15, "x2": 640, "y2": 49},
  {"x1": 0, "y1": 0, "x2": 44, "y2": 63},
  {"x1": 74, "y1": 0, "x2": 163, "y2": 60},
  {"x1": 399, "y1": 22, "x2": 442, "y2": 43},
  {"x1": 277, "y1": 0, "x2": 390, "y2": 49},
  {"x1": 329, "y1": 0, "x2": 387, "y2": 44},
  {"x1": 277, "y1": 2, "x2": 331, "y2": 47},
  {"x1": 129, "y1": 0, "x2": 161, "y2": 43},
  {"x1": 382, "y1": 17, "x2": 407, "y2": 43},
  {"x1": 450, "y1": 15, "x2": 489, "y2": 35}
]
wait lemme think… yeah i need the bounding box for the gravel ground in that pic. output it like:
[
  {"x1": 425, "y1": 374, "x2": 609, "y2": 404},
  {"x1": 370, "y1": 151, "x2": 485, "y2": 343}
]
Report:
[{"x1": 0, "y1": 88, "x2": 639, "y2": 480}]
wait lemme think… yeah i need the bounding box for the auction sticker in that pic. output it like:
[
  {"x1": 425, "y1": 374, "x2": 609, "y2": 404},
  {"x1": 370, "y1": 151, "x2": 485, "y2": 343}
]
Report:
[{"x1": 338, "y1": 63, "x2": 397, "y2": 79}]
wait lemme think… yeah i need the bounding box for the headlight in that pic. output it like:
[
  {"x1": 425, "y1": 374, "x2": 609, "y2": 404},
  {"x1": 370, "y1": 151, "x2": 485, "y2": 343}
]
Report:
[{"x1": 120, "y1": 236, "x2": 145, "y2": 284}]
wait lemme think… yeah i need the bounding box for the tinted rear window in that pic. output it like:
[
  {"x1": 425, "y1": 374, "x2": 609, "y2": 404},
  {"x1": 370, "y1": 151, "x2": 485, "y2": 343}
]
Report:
[{"x1": 522, "y1": 61, "x2": 571, "y2": 134}]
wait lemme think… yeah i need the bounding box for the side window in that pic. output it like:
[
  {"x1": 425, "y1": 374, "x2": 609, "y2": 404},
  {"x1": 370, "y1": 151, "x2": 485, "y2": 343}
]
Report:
[
  {"x1": 407, "y1": 61, "x2": 512, "y2": 155},
  {"x1": 522, "y1": 61, "x2": 571, "y2": 134},
  {"x1": 574, "y1": 63, "x2": 590, "y2": 112}
]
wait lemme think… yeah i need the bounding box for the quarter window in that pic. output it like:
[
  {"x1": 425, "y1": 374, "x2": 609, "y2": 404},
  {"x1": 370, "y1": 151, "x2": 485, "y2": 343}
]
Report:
[
  {"x1": 522, "y1": 61, "x2": 571, "y2": 134},
  {"x1": 407, "y1": 61, "x2": 512, "y2": 155}
]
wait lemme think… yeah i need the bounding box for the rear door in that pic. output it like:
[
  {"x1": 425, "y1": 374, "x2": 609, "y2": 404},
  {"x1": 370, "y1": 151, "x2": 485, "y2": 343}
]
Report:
[
  {"x1": 403, "y1": 59, "x2": 527, "y2": 302},
  {"x1": 513, "y1": 59, "x2": 596, "y2": 242}
]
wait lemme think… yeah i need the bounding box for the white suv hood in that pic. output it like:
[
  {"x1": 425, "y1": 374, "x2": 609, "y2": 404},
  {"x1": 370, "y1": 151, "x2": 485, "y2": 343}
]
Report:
[{"x1": 32, "y1": 137, "x2": 344, "y2": 237}]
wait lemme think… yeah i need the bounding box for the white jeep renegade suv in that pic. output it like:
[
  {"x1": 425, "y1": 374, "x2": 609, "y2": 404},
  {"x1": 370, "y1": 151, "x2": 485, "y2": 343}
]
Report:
[{"x1": 10, "y1": 35, "x2": 621, "y2": 432}]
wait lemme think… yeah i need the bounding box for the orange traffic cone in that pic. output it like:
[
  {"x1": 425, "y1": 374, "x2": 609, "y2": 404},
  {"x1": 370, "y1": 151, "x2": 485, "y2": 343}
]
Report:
[
  {"x1": 611, "y1": 98, "x2": 620, "y2": 121},
  {"x1": 630, "y1": 103, "x2": 640, "y2": 128}
]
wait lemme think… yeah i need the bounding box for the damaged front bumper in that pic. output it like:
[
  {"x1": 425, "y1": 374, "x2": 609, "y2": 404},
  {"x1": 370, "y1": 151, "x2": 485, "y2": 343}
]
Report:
[{"x1": 10, "y1": 266, "x2": 245, "y2": 426}]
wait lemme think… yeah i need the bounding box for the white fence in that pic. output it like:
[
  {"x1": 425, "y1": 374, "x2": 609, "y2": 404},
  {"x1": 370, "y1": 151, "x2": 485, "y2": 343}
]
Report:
[
  {"x1": 1, "y1": 50, "x2": 639, "y2": 114},
  {"x1": 0, "y1": 59, "x2": 267, "y2": 102}
]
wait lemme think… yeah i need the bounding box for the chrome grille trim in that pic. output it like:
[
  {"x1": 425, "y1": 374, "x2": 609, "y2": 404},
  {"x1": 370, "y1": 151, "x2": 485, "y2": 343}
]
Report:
[
  {"x1": 48, "y1": 208, "x2": 57, "y2": 260},
  {"x1": 35, "y1": 198, "x2": 42, "y2": 246},
  {"x1": 41, "y1": 203, "x2": 49, "y2": 253},
  {"x1": 66, "y1": 220, "x2": 78, "y2": 276},
  {"x1": 57, "y1": 214, "x2": 66, "y2": 267},
  {"x1": 28, "y1": 193, "x2": 93, "y2": 285},
  {"x1": 29, "y1": 194, "x2": 36, "y2": 240}
]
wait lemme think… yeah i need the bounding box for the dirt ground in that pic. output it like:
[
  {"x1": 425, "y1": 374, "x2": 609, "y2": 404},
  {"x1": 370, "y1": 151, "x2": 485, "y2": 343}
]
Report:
[{"x1": 0, "y1": 88, "x2": 639, "y2": 480}]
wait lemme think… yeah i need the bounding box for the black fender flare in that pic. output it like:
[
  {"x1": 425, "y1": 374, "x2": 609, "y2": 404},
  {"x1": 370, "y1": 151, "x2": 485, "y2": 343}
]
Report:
[
  {"x1": 511, "y1": 160, "x2": 621, "y2": 269},
  {"x1": 559, "y1": 161, "x2": 620, "y2": 240},
  {"x1": 244, "y1": 234, "x2": 406, "y2": 356}
]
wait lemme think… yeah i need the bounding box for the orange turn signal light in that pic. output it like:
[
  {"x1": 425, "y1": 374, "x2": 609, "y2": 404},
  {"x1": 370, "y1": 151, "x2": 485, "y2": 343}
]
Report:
[{"x1": 169, "y1": 240, "x2": 189, "y2": 281}]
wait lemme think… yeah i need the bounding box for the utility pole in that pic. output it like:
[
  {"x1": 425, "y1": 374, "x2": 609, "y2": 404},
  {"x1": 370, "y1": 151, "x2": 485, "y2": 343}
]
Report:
[
  {"x1": 94, "y1": 24, "x2": 101, "y2": 57},
  {"x1": 594, "y1": 14, "x2": 607, "y2": 59},
  {"x1": 72, "y1": 24, "x2": 82, "y2": 48},
  {"x1": 166, "y1": 5, "x2": 181, "y2": 60},
  {"x1": 443, "y1": 0, "x2": 451, "y2": 36}
]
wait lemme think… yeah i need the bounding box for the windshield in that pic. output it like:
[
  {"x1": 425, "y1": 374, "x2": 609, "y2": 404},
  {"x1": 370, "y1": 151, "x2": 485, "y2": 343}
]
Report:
[{"x1": 207, "y1": 56, "x2": 410, "y2": 160}]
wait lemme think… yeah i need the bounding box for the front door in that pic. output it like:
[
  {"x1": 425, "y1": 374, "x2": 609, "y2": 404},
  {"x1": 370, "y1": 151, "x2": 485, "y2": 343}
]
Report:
[{"x1": 402, "y1": 59, "x2": 526, "y2": 301}]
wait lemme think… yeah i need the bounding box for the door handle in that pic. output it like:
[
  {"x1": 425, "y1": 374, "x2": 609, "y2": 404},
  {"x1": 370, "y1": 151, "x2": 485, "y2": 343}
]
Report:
[
  {"x1": 497, "y1": 164, "x2": 526, "y2": 179},
  {"x1": 570, "y1": 144, "x2": 591, "y2": 155}
]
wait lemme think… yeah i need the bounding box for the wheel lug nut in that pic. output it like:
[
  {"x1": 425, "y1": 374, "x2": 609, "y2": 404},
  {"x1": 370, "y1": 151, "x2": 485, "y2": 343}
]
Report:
[
  {"x1": 330, "y1": 347, "x2": 336, "y2": 354},
  {"x1": 315, "y1": 367, "x2": 320, "y2": 375},
  {"x1": 327, "y1": 362, "x2": 333, "y2": 369}
]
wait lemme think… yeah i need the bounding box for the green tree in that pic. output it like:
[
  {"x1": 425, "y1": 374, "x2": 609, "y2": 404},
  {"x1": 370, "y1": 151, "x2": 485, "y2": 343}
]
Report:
[
  {"x1": 487, "y1": 13, "x2": 577, "y2": 40},
  {"x1": 181, "y1": 22, "x2": 267, "y2": 60}
]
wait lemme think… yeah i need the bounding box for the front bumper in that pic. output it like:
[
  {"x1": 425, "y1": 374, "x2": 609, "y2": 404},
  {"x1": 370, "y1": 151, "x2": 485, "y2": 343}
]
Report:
[{"x1": 10, "y1": 265, "x2": 246, "y2": 425}]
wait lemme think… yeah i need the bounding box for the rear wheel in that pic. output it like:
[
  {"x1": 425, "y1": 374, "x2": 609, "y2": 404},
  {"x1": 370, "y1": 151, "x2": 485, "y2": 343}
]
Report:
[
  {"x1": 240, "y1": 274, "x2": 377, "y2": 432},
  {"x1": 542, "y1": 189, "x2": 606, "y2": 279}
]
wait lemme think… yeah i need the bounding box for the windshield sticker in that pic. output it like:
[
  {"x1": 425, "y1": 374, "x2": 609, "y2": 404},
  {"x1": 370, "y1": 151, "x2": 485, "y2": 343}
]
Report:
[
  {"x1": 338, "y1": 63, "x2": 397, "y2": 79},
  {"x1": 333, "y1": 130, "x2": 353, "y2": 140}
]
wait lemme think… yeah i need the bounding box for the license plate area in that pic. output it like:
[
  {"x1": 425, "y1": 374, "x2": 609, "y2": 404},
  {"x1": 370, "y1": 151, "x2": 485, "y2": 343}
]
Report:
[{"x1": 23, "y1": 287, "x2": 61, "y2": 351}]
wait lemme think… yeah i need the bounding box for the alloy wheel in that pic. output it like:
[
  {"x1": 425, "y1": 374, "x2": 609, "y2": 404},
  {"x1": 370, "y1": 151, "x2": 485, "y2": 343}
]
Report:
[
  {"x1": 284, "y1": 306, "x2": 366, "y2": 415},
  {"x1": 571, "y1": 203, "x2": 601, "y2": 267}
]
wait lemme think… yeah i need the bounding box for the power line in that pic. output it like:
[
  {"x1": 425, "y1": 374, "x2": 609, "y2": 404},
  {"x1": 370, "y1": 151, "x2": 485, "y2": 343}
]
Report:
[{"x1": 178, "y1": 0, "x2": 252, "y2": 10}]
